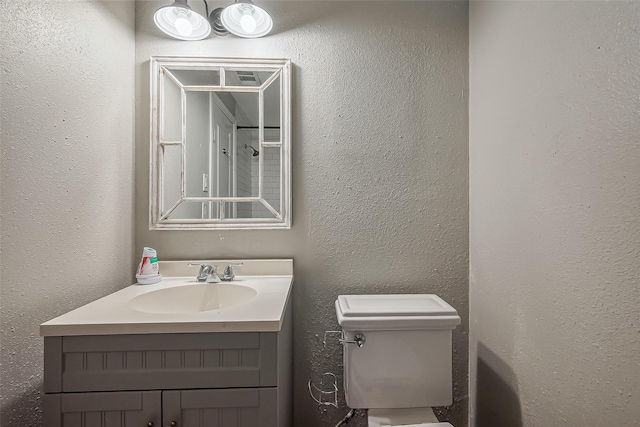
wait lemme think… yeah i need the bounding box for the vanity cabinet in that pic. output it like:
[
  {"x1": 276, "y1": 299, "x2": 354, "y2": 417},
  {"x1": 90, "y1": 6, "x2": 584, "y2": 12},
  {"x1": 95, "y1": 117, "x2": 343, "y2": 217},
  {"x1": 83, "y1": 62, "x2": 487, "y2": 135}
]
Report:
[
  {"x1": 44, "y1": 388, "x2": 277, "y2": 427},
  {"x1": 164, "y1": 388, "x2": 277, "y2": 426},
  {"x1": 44, "y1": 391, "x2": 161, "y2": 427},
  {"x1": 42, "y1": 305, "x2": 292, "y2": 427}
]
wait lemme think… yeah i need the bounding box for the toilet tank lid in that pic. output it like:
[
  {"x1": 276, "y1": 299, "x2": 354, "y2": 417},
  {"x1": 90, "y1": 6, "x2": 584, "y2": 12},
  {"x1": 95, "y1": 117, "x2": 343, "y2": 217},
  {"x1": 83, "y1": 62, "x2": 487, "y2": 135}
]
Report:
[{"x1": 335, "y1": 294, "x2": 461, "y2": 330}]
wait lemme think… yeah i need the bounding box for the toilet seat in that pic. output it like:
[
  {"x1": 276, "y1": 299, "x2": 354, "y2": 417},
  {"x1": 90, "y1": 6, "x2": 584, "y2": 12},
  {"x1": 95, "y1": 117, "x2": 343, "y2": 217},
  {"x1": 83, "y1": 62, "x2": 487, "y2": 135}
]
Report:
[
  {"x1": 381, "y1": 424, "x2": 452, "y2": 427},
  {"x1": 368, "y1": 407, "x2": 453, "y2": 427}
]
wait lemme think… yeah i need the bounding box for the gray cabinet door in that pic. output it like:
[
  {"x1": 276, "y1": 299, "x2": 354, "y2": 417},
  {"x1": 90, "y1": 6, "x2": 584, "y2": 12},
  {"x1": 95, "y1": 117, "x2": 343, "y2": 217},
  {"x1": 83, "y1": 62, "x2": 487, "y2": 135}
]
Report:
[
  {"x1": 43, "y1": 391, "x2": 161, "y2": 427},
  {"x1": 163, "y1": 388, "x2": 278, "y2": 427}
]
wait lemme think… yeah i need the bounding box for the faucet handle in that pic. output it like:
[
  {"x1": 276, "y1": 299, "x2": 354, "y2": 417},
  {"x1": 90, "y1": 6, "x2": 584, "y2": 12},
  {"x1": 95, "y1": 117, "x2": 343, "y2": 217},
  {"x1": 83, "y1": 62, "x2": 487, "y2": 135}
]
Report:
[
  {"x1": 223, "y1": 262, "x2": 243, "y2": 275},
  {"x1": 188, "y1": 263, "x2": 207, "y2": 275},
  {"x1": 188, "y1": 263, "x2": 219, "y2": 282},
  {"x1": 222, "y1": 262, "x2": 243, "y2": 281}
]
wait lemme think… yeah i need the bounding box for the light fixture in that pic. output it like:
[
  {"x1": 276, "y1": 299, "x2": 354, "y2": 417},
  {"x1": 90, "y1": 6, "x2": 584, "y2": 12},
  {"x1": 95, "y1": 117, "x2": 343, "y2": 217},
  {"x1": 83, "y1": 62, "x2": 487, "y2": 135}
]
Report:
[
  {"x1": 208, "y1": 7, "x2": 230, "y2": 37},
  {"x1": 154, "y1": 0, "x2": 211, "y2": 41},
  {"x1": 220, "y1": 0, "x2": 273, "y2": 38}
]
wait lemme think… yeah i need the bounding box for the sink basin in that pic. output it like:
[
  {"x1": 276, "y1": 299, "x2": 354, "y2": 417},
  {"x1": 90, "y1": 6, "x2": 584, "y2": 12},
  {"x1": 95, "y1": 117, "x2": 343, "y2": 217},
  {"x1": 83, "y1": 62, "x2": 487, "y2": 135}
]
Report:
[{"x1": 128, "y1": 283, "x2": 257, "y2": 314}]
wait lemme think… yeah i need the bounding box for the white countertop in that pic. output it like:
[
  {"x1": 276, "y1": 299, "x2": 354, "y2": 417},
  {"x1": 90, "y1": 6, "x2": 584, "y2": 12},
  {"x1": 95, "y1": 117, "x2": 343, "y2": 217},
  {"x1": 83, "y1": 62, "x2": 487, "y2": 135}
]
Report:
[{"x1": 40, "y1": 259, "x2": 293, "y2": 337}]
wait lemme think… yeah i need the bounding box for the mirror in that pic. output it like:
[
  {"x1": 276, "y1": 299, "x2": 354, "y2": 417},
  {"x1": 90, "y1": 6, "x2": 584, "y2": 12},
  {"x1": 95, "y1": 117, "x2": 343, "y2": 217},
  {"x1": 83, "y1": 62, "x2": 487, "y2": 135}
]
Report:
[{"x1": 150, "y1": 57, "x2": 291, "y2": 230}]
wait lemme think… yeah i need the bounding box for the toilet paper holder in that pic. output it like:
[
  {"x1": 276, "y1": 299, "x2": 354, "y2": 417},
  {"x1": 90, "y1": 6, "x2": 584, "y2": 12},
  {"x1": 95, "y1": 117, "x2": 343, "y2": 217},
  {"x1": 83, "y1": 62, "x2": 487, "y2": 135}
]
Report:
[
  {"x1": 308, "y1": 330, "x2": 368, "y2": 408},
  {"x1": 308, "y1": 372, "x2": 339, "y2": 408},
  {"x1": 307, "y1": 330, "x2": 345, "y2": 408}
]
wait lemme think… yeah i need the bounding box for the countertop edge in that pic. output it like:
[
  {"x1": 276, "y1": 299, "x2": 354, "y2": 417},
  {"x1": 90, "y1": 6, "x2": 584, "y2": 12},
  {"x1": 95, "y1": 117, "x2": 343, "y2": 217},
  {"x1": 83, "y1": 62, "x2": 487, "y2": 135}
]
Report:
[{"x1": 40, "y1": 319, "x2": 284, "y2": 337}]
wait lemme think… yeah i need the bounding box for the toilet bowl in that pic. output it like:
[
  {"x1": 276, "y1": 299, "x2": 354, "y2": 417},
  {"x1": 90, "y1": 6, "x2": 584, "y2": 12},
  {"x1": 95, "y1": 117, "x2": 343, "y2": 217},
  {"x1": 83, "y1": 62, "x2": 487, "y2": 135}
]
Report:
[
  {"x1": 334, "y1": 294, "x2": 461, "y2": 427},
  {"x1": 368, "y1": 407, "x2": 452, "y2": 427}
]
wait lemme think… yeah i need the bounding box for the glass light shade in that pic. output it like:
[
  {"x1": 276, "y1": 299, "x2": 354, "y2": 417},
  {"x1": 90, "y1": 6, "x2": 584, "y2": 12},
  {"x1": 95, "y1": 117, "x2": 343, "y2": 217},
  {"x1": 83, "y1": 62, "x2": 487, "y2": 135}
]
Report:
[
  {"x1": 240, "y1": 14, "x2": 257, "y2": 33},
  {"x1": 154, "y1": 1, "x2": 211, "y2": 41},
  {"x1": 220, "y1": 1, "x2": 273, "y2": 38}
]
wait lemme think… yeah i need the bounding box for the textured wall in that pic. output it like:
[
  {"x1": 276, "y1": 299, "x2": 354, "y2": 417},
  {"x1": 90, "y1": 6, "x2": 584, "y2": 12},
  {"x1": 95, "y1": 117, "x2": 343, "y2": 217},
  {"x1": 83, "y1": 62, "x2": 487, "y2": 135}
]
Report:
[
  {"x1": 469, "y1": 2, "x2": 640, "y2": 426},
  {"x1": 0, "y1": 1, "x2": 136, "y2": 425},
  {"x1": 135, "y1": 1, "x2": 469, "y2": 426}
]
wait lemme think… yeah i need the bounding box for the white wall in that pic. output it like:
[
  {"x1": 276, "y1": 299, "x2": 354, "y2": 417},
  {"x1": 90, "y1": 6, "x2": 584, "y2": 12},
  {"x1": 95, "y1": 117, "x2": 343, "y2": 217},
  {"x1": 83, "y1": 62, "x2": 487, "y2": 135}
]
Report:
[
  {"x1": 469, "y1": 1, "x2": 640, "y2": 426},
  {"x1": 0, "y1": 1, "x2": 136, "y2": 425},
  {"x1": 135, "y1": 1, "x2": 469, "y2": 425}
]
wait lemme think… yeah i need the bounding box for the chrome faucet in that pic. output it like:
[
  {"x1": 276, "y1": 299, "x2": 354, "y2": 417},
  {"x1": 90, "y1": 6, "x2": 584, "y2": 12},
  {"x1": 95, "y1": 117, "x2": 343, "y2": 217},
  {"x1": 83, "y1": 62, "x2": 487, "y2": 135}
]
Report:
[
  {"x1": 188, "y1": 263, "x2": 221, "y2": 283},
  {"x1": 221, "y1": 263, "x2": 243, "y2": 281}
]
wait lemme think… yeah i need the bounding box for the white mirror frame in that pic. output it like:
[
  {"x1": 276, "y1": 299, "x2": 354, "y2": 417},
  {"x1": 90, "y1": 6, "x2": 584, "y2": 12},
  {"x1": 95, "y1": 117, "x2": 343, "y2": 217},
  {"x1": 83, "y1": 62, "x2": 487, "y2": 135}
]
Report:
[{"x1": 149, "y1": 56, "x2": 292, "y2": 230}]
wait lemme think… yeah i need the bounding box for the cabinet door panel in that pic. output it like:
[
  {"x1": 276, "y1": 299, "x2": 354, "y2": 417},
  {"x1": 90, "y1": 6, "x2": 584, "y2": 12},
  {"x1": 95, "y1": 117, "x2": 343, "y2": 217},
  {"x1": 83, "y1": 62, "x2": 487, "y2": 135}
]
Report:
[
  {"x1": 164, "y1": 388, "x2": 277, "y2": 427},
  {"x1": 44, "y1": 391, "x2": 160, "y2": 427}
]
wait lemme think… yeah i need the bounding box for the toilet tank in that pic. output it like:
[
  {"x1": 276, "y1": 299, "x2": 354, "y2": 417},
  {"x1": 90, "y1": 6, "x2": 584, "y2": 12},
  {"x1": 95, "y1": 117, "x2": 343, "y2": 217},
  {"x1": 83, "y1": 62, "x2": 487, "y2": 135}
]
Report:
[{"x1": 335, "y1": 294, "x2": 460, "y2": 410}]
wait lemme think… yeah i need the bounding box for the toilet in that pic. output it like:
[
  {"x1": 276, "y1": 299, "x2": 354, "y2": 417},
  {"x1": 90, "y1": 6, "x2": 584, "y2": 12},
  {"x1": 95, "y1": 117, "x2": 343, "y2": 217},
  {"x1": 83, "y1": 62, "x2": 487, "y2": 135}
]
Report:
[{"x1": 335, "y1": 294, "x2": 461, "y2": 427}]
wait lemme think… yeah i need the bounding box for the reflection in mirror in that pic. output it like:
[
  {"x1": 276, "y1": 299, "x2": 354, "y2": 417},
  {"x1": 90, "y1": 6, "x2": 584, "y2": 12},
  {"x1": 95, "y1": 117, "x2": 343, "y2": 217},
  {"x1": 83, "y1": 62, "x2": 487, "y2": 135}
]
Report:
[
  {"x1": 171, "y1": 69, "x2": 220, "y2": 86},
  {"x1": 264, "y1": 75, "x2": 281, "y2": 143},
  {"x1": 229, "y1": 201, "x2": 280, "y2": 219},
  {"x1": 150, "y1": 57, "x2": 291, "y2": 229},
  {"x1": 226, "y1": 69, "x2": 274, "y2": 87},
  {"x1": 259, "y1": 146, "x2": 281, "y2": 215},
  {"x1": 162, "y1": 73, "x2": 182, "y2": 142},
  {"x1": 167, "y1": 201, "x2": 220, "y2": 220},
  {"x1": 185, "y1": 91, "x2": 211, "y2": 199},
  {"x1": 161, "y1": 144, "x2": 182, "y2": 215}
]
